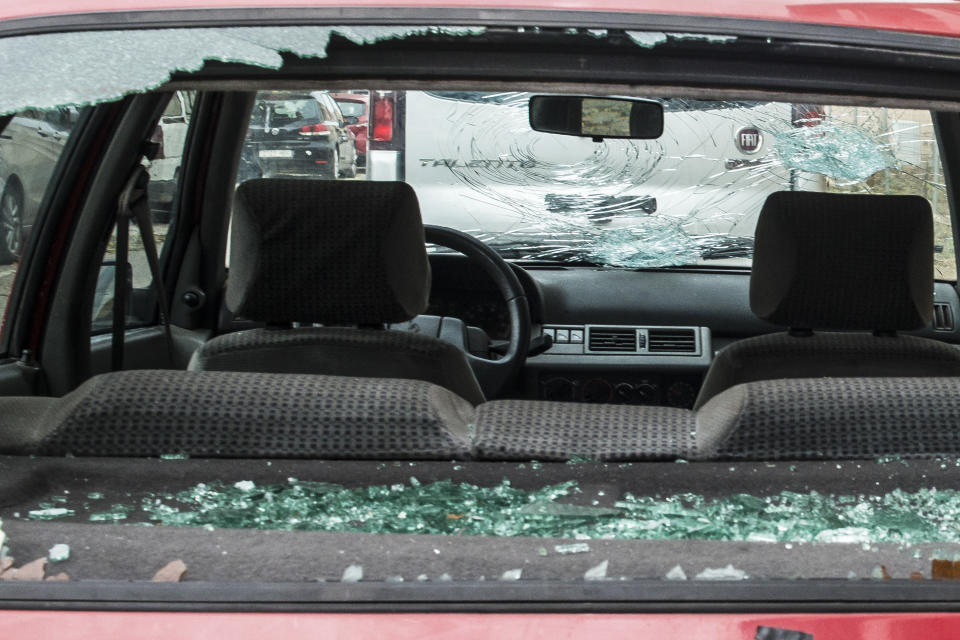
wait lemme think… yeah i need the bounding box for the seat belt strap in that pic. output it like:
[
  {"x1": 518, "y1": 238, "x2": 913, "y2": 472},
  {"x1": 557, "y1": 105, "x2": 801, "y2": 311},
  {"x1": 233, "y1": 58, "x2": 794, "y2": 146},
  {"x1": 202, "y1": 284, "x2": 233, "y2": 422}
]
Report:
[
  {"x1": 112, "y1": 165, "x2": 173, "y2": 371},
  {"x1": 111, "y1": 197, "x2": 129, "y2": 371}
]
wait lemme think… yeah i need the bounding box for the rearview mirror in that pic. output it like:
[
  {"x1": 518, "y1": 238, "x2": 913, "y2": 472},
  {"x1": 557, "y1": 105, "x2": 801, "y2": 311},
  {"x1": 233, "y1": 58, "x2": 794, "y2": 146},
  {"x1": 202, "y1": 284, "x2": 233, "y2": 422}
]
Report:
[{"x1": 529, "y1": 95, "x2": 664, "y2": 140}]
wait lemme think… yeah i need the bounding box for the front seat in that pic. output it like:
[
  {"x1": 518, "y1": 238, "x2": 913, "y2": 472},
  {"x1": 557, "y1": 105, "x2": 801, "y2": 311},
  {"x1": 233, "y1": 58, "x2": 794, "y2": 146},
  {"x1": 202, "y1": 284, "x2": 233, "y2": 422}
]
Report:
[
  {"x1": 694, "y1": 190, "x2": 960, "y2": 409},
  {"x1": 189, "y1": 179, "x2": 486, "y2": 405}
]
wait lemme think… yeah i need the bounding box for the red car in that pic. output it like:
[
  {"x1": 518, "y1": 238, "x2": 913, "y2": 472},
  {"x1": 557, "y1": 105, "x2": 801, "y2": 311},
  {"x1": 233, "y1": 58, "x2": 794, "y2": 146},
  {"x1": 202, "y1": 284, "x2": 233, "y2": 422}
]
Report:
[
  {"x1": 330, "y1": 91, "x2": 369, "y2": 169},
  {"x1": 3, "y1": 1, "x2": 960, "y2": 638}
]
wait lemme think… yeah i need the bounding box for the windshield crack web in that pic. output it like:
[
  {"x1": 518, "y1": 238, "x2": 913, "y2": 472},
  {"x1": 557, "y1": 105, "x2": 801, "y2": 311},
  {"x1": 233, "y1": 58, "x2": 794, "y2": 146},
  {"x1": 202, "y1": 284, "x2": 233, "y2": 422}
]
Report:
[{"x1": 415, "y1": 91, "x2": 950, "y2": 274}]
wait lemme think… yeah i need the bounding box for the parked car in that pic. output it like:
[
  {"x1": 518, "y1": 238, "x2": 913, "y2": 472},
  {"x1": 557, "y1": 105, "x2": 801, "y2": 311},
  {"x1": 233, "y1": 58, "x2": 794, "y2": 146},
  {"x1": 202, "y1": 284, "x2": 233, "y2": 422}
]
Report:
[
  {"x1": 2, "y1": 2, "x2": 960, "y2": 638},
  {"x1": 242, "y1": 91, "x2": 357, "y2": 181},
  {"x1": 0, "y1": 107, "x2": 78, "y2": 263},
  {"x1": 0, "y1": 94, "x2": 189, "y2": 260},
  {"x1": 331, "y1": 91, "x2": 369, "y2": 169}
]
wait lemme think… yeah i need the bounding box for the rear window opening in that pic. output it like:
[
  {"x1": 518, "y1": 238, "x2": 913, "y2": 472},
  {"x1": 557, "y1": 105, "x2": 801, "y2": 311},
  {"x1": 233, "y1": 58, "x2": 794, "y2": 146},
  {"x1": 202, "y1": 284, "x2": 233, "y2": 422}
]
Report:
[{"x1": 2, "y1": 21, "x2": 960, "y2": 612}]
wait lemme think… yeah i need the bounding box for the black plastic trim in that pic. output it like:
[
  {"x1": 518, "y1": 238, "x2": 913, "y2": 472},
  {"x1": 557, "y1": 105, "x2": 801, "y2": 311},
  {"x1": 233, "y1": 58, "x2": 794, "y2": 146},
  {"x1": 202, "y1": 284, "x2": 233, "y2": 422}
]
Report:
[
  {"x1": 164, "y1": 36, "x2": 960, "y2": 106},
  {"x1": 3, "y1": 580, "x2": 960, "y2": 613},
  {"x1": 3, "y1": 7, "x2": 960, "y2": 57}
]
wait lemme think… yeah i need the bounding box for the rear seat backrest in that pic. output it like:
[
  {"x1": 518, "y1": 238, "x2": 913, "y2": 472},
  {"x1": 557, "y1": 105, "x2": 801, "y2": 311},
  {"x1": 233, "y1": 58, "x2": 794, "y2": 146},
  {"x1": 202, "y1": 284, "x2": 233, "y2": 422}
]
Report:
[
  {"x1": 14, "y1": 370, "x2": 475, "y2": 459},
  {"x1": 474, "y1": 400, "x2": 712, "y2": 461},
  {"x1": 699, "y1": 376, "x2": 960, "y2": 460},
  {"x1": 6, "y1": 371, "x2": 960, "y2": 461}
]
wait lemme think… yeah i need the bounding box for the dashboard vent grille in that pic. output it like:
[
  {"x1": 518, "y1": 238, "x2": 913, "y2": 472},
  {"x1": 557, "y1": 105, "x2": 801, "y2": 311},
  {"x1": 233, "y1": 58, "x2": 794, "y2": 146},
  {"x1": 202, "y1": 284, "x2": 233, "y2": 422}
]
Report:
[
  {"x1": 647, "y1": 328, "x2": 697, "y2": 353},
  {"x1": 588, "y1": 328, "x2": 637, "y2": 352},
  {"x1": 934, "y1": 302, "x2": 955, "y2": 331}
]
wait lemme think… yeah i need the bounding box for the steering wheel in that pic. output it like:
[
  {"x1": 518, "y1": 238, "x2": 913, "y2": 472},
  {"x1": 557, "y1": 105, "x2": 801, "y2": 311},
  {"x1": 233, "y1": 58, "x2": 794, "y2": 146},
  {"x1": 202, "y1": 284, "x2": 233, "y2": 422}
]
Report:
[{"x1": 423, "y1": 224, "x2": 531, "y2": 400}]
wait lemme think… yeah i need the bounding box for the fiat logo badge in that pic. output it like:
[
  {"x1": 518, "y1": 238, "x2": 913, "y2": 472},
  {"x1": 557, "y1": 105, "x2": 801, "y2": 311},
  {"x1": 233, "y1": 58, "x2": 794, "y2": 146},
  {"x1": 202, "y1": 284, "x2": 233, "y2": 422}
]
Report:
[
  {"x1": 735, "y1": 127, "x2": 763, "y2": 154},
  {"x1": 271, "y1": 128, "x2": 280, "y2": 136}
]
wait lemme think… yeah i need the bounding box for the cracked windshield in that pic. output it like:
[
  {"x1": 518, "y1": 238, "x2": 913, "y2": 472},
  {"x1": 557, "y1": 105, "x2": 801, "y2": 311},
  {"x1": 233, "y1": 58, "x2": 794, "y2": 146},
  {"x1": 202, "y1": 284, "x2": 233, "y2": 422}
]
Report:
[
  {"x1": 287, "y1": 91, "x2": 951, "y2": 277},
  {"x1": 230, "y1": 91, "x2": 956, "y2": 280},
  {"x1": 1, "y1": 82, "x2": 959, "y2": 585}
]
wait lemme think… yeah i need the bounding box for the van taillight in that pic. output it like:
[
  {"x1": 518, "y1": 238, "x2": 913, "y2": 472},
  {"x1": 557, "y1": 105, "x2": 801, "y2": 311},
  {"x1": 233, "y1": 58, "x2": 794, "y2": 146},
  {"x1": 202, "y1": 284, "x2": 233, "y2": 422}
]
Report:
[
  {"x1": 791, "y1": 104, "x2": 825, "y2": 127},
  {"x1": 373, "y1": 97, "x2": 394, "y2": 142}
]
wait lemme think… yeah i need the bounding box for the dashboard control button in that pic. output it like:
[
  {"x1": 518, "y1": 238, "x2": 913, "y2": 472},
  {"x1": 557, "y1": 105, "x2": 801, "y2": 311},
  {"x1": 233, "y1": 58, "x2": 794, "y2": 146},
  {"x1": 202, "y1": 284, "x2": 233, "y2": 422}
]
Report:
[
  {"x1": 614, "y1": 383, "x2": 634, "y2": 402},
  {"x1": 634, "y1": 383, "x2": 658, "y2": 404},
  {"x1": 556, "y1": 329, "x2": 570, "y2": 343},
  {"x1": 581, "y1": 378, "x2": 613, "y2": 403},
  {"x1": 570, "y1": 329, "x2": 584, "y2": 343},
  {"x1": 542, "y1": 377, "x2": 575, "y2": 401}
]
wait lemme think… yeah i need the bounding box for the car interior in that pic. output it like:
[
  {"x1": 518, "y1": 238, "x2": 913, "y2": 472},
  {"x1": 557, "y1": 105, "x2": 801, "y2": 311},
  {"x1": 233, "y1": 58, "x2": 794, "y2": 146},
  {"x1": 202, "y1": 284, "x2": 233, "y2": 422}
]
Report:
[{"x1": 2, "y1": 24, "x2": 960, "y2": 599}]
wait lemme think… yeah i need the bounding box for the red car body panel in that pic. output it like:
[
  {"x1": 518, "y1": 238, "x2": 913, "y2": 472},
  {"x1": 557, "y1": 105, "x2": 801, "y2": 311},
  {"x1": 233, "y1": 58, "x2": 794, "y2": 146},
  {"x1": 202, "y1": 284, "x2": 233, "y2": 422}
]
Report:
[
  {"x1": 3, "y1": 0, "x2": 960, "y2": 38},
  {"x1": 2, "y1": 611, "x2": 960, "y2": 638},
  {"x1": 2, "y1": 0, "x2": 960, "y2": 634}
]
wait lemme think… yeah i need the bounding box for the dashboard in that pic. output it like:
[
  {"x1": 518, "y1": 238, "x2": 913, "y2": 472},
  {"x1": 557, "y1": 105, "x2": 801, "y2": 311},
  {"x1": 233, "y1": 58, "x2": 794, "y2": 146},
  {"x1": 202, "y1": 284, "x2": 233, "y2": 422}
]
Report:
[{"x1": 427, "y1": 254, "x2": 960, "y2": 410}]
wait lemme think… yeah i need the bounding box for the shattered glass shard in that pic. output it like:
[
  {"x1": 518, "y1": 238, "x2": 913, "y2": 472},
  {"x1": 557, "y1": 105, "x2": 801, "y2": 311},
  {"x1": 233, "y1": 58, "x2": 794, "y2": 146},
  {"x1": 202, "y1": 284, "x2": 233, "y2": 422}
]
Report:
[
  {"x1": 88, "y1": 505, "x2": 130, "y2": 522},
  {"x1": 19, "y1": 479, "x2": 960, "y2": 547},
  {"x1": 48, "y1": 544, "x2": 70, "y2": 563},
  {"x1": 664, "y1": 565, "x2": 688, "y2": 580},
  {"x1": 666, "y1": 33, "x2": 738, "y2": 44},
  {"x1": 774, "y1": 123, "x2": 897, "y2": 182},
  {"x1": 584, "y1": 560, "x2": 609, "y2": 581},
  {"x1": 586, "y1": 225, "x2": 702, "y2": 268},
  {"x1": 341, "y1": 564, "x2": 363, "y2": 583},
  {"x1": 694, "y1": 564, "x2": 749, "y2": 581},
  {"x1": 27, "y1": 508, "x2": 74, "y2": 520},
  {"x1": 519, "y1": 501, "x2": 621, "y2": 517},
  {"x1": 0, "y1": 26, "x2": 486, "y2": 115},
  {"x1": 815, "y1": 527, "x2": 874, "y2": 544},
  {"x1": 625, "y1": 32, "x2": 669, "y2": 48}
]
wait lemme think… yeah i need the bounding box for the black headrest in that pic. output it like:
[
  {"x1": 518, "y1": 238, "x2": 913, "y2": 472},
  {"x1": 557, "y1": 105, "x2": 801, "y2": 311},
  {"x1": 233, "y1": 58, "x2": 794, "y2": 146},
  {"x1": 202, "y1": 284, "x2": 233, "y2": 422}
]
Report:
[
  {"x1": 750, "y1": 191, "x2": 933, "y2": 331},
  {"x1": 227, "y1": 179, "x2": 431, "y2": 324}
]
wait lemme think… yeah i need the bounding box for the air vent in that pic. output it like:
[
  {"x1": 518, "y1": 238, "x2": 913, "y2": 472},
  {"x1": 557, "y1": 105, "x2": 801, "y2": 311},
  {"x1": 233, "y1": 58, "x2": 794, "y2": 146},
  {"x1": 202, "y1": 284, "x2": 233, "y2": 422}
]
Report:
[
  {"x1": 588, "y1": 328, "x2": 637, "y2": 352},
  {"x1": 647, "y1": 328, "x2": 697, "y2": 353},
  {"x1": 934, "y1": 302, "x2": 955, "y2": 331}
]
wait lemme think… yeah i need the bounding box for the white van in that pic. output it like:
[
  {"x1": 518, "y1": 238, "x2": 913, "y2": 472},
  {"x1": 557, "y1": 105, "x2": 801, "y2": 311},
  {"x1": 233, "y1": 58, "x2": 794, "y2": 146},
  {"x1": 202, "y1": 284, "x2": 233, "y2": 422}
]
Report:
[{"x1": 367, "y1": 91, "x2": 826, "y2": 267}]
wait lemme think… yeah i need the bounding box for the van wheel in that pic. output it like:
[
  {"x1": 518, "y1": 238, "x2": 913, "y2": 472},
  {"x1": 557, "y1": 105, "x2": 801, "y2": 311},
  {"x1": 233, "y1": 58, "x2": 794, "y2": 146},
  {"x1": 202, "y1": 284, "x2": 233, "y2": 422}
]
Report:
[{"x1": 0, "y1": 182, "x2": 23, "y2": 264}]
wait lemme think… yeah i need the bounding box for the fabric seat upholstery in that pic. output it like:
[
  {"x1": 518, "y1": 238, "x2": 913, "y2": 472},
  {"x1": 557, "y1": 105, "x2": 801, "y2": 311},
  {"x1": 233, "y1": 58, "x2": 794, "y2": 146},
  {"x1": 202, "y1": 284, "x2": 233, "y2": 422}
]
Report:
[
  {"x1": 15, "y1": 370, "x2": 475, "y2": 459},
  {"x1": 190, "y1": 179, "x2": 485, "y2": 405},
  {"x1": 698, "y1": 376, "x2": 960, "y2": 460},
  {"x1": 694, "y1": 191, "x2": 960, "y2": 408},
  {"x1": 474, "y1": 399, "x2": 708, "y2": 461}
]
